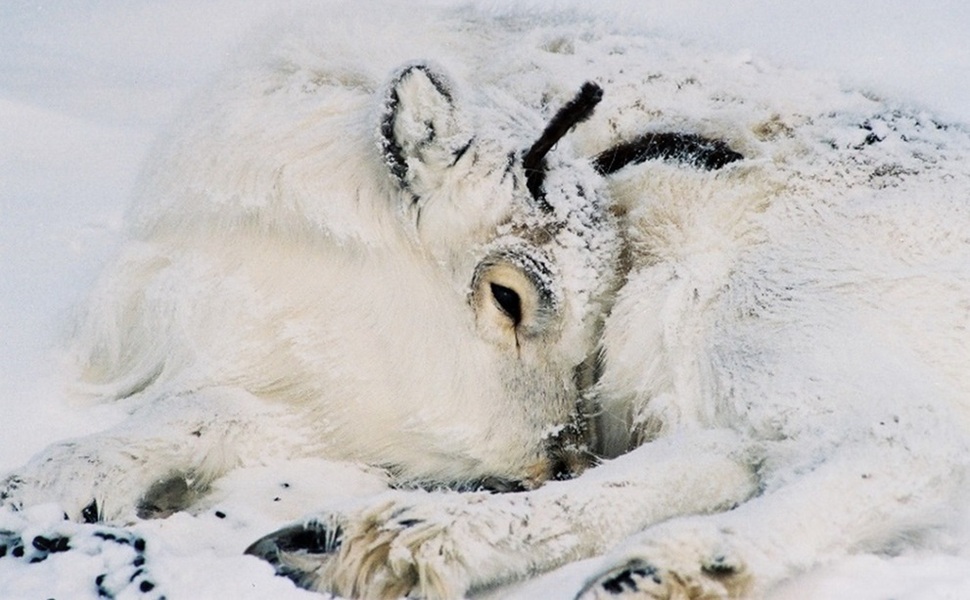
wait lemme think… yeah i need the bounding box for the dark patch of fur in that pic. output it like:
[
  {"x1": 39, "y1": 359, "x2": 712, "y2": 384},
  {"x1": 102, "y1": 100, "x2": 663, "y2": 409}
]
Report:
[{"x1": 592, "y1": 132, "x2": 743, "y2": 174}]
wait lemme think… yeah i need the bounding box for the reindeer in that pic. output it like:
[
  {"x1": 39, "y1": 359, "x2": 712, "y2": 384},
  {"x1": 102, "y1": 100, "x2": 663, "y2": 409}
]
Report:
[
  {"x1": 6, "y1": 7, "x2": 970, "y2": 600},
  {"x1": 0, "y1": 4, "x2": 746, "y2": 526},
  {"x1": 1, "y1": 56, "x2": 616, "y2": 522},
  {"x1": 237, "y1": 8, "x2": 970, "y2": 600}
]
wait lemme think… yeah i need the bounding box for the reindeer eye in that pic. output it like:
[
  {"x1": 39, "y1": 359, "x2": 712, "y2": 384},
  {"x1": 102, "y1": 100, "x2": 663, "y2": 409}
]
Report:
[{"x1": 490, "y1": 283, "x2": 522, "y2": 326}]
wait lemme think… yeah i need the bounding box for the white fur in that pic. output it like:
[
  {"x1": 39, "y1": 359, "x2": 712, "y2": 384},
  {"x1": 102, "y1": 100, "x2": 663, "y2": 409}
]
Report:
[
  {"x1": 233, "y1": 8, "x2": 970, "y2": 600},
  {"x1": 5, "y1": 6, "x2": 970, "y2": 600},
  {"x1": 0, "y1": 6, "x2": 621, "y2": 521}
]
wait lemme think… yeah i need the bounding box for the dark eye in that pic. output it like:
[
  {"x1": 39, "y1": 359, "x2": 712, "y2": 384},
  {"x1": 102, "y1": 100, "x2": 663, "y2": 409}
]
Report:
[{"x1": 490, "y1": 283, "x2": 522, "y2": 326}]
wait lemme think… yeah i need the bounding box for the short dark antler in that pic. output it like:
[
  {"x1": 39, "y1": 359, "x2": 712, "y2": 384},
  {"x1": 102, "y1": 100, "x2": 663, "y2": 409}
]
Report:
[{"x1": 523, "y1": 82, "x2": 604, "y2": 200}]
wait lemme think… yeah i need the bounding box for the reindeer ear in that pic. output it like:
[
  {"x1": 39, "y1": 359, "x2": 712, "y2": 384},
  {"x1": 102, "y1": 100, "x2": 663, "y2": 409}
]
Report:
[{"x1": 379, "y1": 63, "x2": 471, "y2": 195}]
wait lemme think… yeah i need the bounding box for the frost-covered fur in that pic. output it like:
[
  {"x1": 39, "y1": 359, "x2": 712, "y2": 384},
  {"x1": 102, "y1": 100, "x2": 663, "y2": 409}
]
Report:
[
  {"x1": 5, "y1": 6, "x2": 970, "y2": 600},
  {"x1": 242, "y1": 8, "x2": 970, "y2": 600},
  {"x1": 0, "y1": 7, "x2": 623, "y2": 520}
]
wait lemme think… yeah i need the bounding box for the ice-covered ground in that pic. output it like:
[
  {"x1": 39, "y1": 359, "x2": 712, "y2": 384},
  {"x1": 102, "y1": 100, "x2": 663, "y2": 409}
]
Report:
[{"x1": 1, "y1": 1, "x2": 969, "y2": 598}]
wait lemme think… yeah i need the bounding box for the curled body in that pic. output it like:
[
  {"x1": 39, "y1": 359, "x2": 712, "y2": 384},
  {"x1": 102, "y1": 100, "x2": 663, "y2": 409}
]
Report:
[
  {"x1": 242, "y1": 7, "x2": 970, "y2": 600},
  {"x1": 4, "y1": 6, "x2": 970, "y2": 600},
  {"x1": 2, "y1": 8, "x2": 626, "y2": 520}
]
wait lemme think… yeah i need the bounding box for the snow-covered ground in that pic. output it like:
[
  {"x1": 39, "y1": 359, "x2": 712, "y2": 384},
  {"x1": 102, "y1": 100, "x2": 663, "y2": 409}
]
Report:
[{"x1": 1, "y1": 1, "x2": 969, "y2": 598}]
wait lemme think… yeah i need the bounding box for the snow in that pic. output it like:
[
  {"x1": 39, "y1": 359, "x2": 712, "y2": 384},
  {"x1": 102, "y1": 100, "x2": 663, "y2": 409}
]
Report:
[{"x1": 1, "y1": 1, "x2": 969, "y2": 598}]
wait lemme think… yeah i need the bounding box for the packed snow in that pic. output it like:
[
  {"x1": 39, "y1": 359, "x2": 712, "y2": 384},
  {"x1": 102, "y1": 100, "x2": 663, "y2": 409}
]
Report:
[{"x1": 2, "y1": 1, "x2": 970, "y2": 599}]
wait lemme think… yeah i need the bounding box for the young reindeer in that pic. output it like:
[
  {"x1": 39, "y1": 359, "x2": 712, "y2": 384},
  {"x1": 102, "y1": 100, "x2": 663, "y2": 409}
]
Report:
[
  {"x1": 250, "y1": 101, "x2": 970, "y2": 600},
  {"x1": 0, "y1": 56, "x2": 626, "y2": 520},
  {"x1": 7, "y1": 8, "x2": 970, "y2": 600},
  {"x1": 242, "y1": 11, "x2": 970, "y2": 600}
]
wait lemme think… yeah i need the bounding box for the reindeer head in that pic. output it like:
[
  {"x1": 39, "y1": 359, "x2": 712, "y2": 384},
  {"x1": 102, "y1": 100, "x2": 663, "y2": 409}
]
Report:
[
  {"x1": 356, "y1": 62, "x2": 743, "y2": 487},
  {"x1": 88, "y1": 54, "x2": 740, "y2": 492},
  {"x1": 368, "y1": 64, "x2": 622, "y2": 486}
]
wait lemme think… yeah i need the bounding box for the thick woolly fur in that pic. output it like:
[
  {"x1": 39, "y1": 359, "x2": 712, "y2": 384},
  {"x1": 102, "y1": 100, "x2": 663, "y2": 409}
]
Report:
[
  {"x1": 2, "y1": 6, "x2": 622, "y2": 519},
  {"x1": 6, "y1": 5, "x2": 970, "y2": 600}
]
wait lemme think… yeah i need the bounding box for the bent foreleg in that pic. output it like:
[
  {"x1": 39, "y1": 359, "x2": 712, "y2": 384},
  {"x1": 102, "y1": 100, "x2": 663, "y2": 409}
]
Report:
[
  {"x1": 247, "y1": 428, "x2": 757, "y2": 599},
  {"x1": 1, "y1": 387, "x2": 312, "y2": 523}
]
